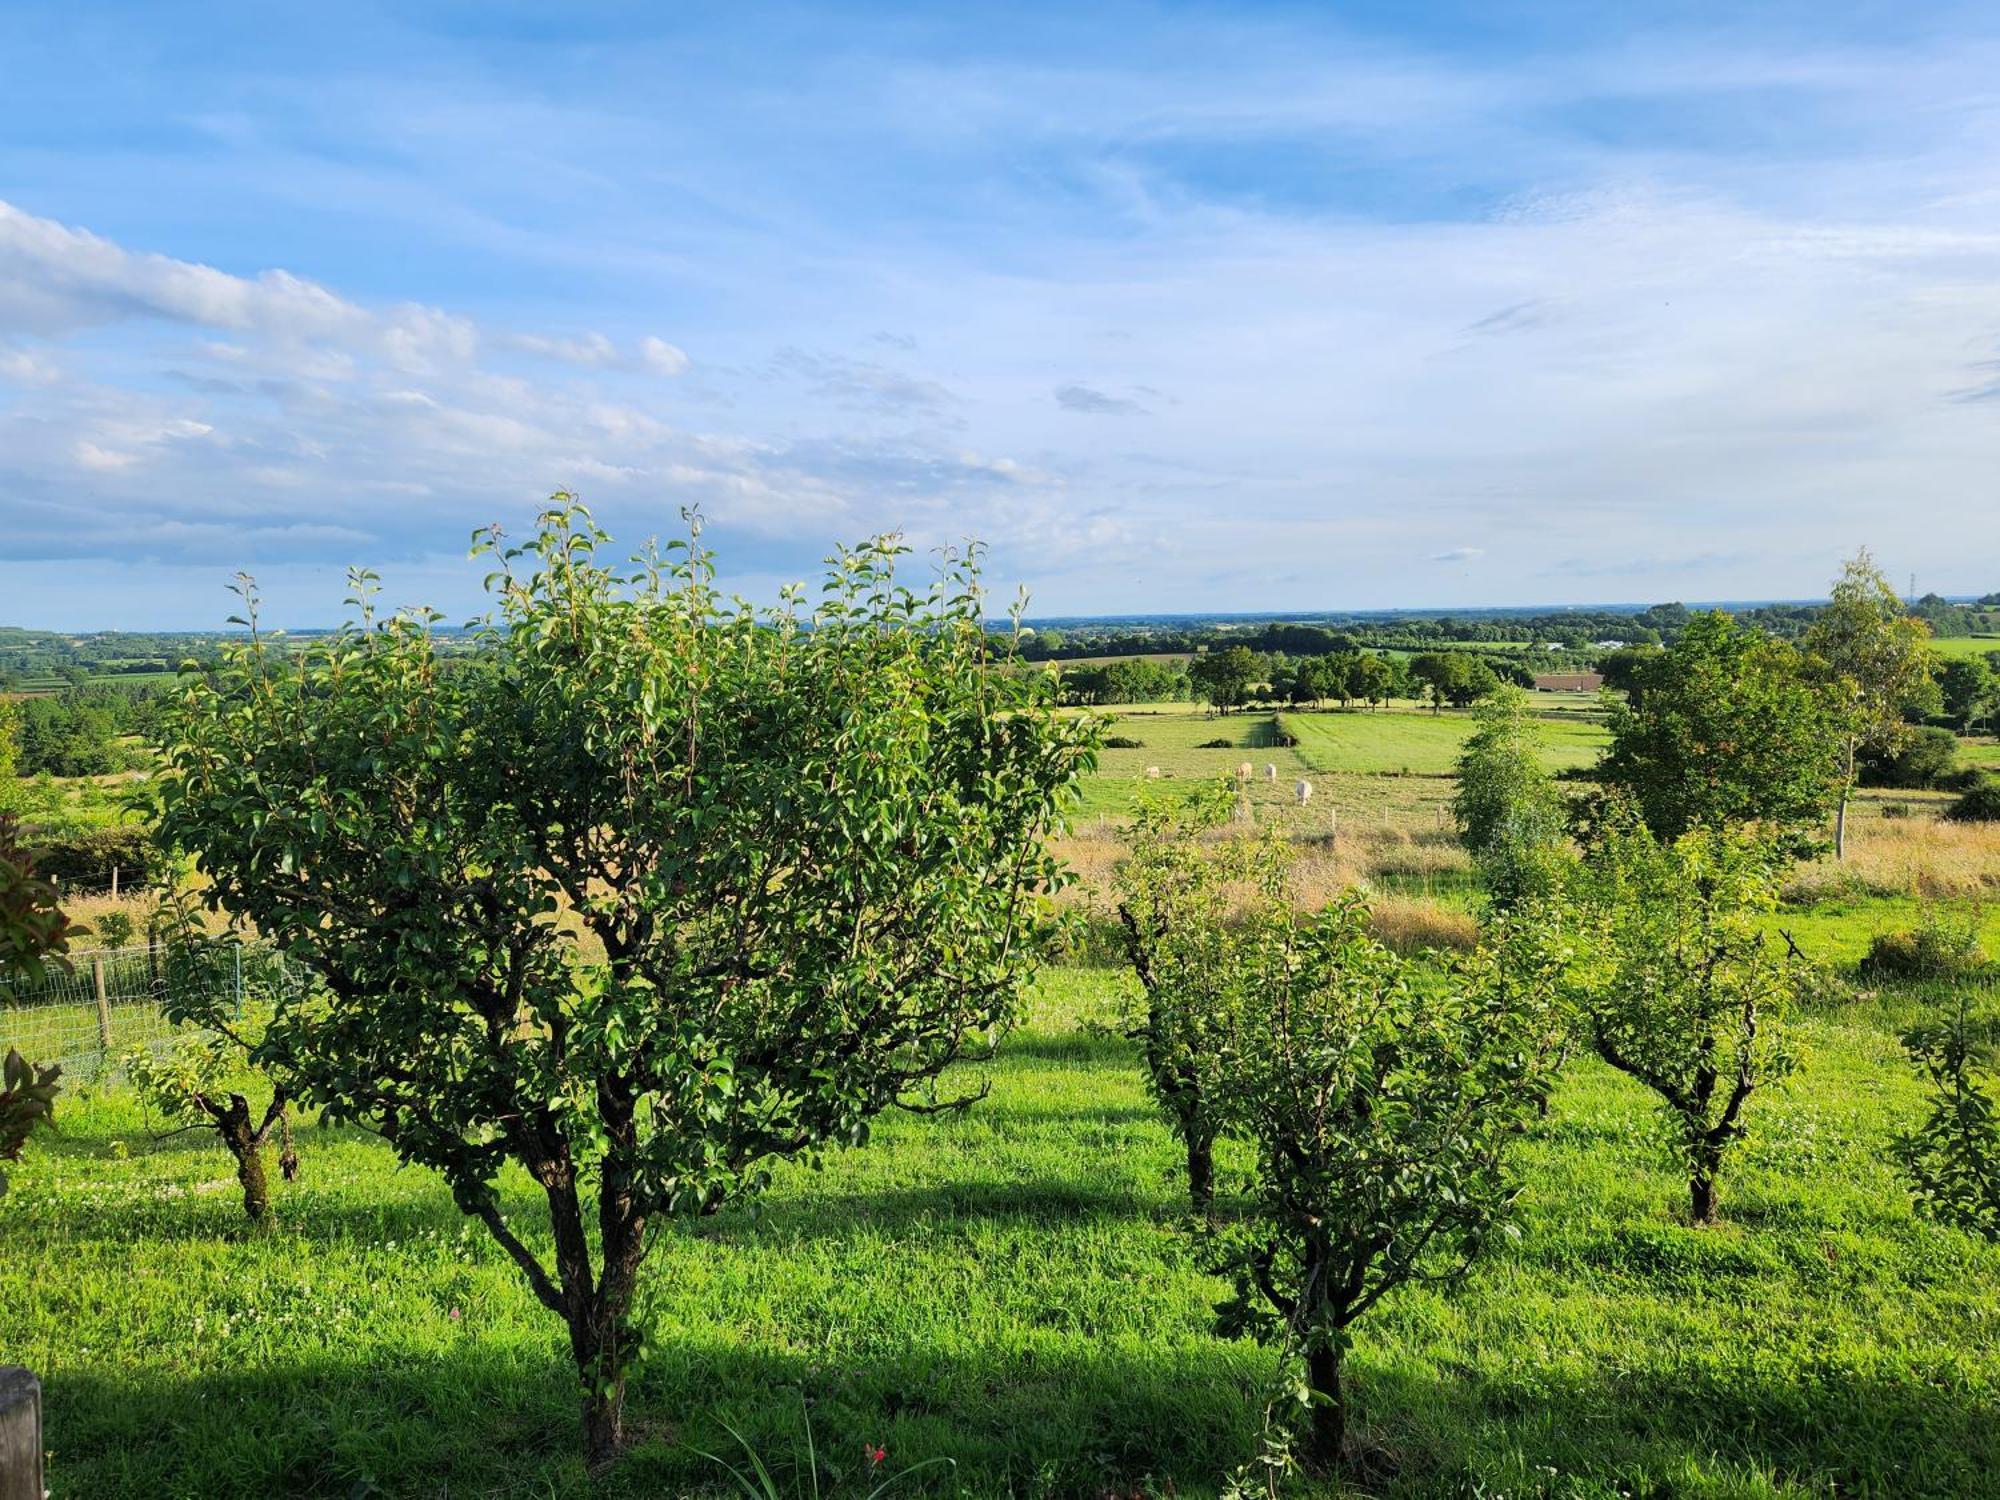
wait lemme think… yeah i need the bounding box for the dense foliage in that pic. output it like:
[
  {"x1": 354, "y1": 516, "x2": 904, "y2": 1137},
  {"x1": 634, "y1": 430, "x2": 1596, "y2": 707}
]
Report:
[
  {"x1": 1597, "y1": 612, "x2": 1842, "y2": 854},
  {"x1": 1451, "y1": 688, "x2": 1570, "y2": 909},
  {"x1": 1208, "y1": 899, "x2": 1567, "y2": 1471},
  {"x1": 154, "y1": 503, "x2": 1098, "y2": 1466}
]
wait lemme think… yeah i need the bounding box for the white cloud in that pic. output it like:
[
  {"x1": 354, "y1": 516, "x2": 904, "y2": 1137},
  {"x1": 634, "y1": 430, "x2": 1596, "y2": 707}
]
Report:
[{"x1": 639, "y1": 336, "x2": 690, "y2": 375}]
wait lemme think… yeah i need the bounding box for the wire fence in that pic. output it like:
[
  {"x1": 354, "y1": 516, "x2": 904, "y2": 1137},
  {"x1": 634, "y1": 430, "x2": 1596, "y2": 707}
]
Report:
[{"x1": 0, "y1": 940, "x2": 298, "y2": 1082}]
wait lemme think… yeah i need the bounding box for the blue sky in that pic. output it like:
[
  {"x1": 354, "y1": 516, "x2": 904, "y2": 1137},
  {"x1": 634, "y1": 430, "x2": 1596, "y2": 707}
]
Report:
[{"x1": 4, "y1": 2, "x2": 2000, "y2": 627}]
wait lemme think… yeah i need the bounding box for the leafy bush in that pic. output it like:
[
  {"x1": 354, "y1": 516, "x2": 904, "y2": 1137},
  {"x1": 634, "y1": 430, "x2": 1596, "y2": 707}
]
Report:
[
  {"x1": 1196, "y1": 737, "x2": 1235, "y2": 749},
  {"x1": 1944, "y1": 775, "x2": 2000, "y2": 823},
  {"x1": 1102, "y1": 734, "x2": 1144, "y2": 749},
  {"x1": 0, "y1": 1048, "x2": 61, "y2": 1197},
  {"x1": 1860, "y1": 905, "x2": 1986, "y2": 981},
  {"x1": 1208, "y1": 898, "x2": 1567, "y2": 1470},
  {"x1": 1115, "y1": 784, "x2": 1283, "y2": 1214}
]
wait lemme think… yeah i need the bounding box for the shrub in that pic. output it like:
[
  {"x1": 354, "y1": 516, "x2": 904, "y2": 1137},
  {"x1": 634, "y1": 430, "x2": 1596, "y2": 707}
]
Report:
[
  {"x1": 1945, "y1": 775, "x2": 2000, "y2": 823},
  {"x1": 1197, "y1": 737, "x2": 1235, "y2": 749},
  {"x1": 1860, "y1": 905, "x2": 1986, "y2": 981},
  {"x1": 1115, "y1": 783, "x2": 1284, "y2": 1215},
  {"x1": 1209, "y1": 898, "x2": 1567, "y2": 1470},
  {"x1": 1102, "y1": 734, "x2": 1144, "y2": 749}
]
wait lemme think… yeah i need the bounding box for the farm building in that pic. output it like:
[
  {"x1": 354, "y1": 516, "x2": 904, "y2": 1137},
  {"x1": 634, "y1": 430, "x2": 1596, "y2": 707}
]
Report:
[{"x1": 1532, "y1": 671, "x2": 1604, "y2": 692}]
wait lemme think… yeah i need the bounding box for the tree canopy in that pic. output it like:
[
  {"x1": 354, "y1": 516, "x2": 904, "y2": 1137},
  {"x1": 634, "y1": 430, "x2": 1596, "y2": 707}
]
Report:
[{"x1": 155, "y1": 503, "x2": 1099, "y2": 1467}]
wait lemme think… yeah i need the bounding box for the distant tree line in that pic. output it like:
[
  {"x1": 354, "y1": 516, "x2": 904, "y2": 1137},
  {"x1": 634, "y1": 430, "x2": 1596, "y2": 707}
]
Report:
[{"x1": 4, "y1": 684, "x2": 167, "y2": 778}]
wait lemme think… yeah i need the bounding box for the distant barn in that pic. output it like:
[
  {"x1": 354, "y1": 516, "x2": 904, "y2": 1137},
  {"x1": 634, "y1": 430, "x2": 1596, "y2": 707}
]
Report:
[{"x1": 1532, "y1": 671, "x2": 1604, "y2": 692}]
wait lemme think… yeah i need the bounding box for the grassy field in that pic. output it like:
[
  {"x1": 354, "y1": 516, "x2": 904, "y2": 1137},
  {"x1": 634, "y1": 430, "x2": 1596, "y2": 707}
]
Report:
[
  {"x1": 1924, "y1": 636, "x2": 2000, "y2": 661},
  {"x1": 7, "y1": 969, "x2": 1999, "y2": 1498},
  {"x1": 1281, "y1": 705, "x2": 1609, "y2": 777}
]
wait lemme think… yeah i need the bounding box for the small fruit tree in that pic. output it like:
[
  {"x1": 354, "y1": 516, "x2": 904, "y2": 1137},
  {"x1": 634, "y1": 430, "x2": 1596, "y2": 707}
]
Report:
[
  {"x1": 1899, "y1": 994, "x2": 2000, "y2": 1241},
  {"x1": 1115, "y1": 782, "x2": 1285, "y2": 1215},
  {"x1": 126, "y1": 902, "x2": 301, "y2": 1223},
  {"x1": 1211, "y1": 899, "x2": 1567, "y2": 1471},
  {"x1": 155, "y1": 502, "x2": 1098, "y2": 1467},
  {"x1": 1579, "y1": 815, "x2": 1803, "y2": 1225}
]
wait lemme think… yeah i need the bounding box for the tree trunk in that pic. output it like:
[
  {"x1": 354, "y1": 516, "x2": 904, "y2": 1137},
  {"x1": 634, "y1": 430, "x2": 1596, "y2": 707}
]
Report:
[
  {"x1": 1834, "y1": 741, "x2": 1856, "y2": 861},
  {"x1": 216, "y1": 1097, "x2": 269, "y2": 1222},
  {"x1": 1305, "y1": 1342, "x2": 1346, "y2": 1471},
  {"x1": 1185, "y1": 1130, "x2": 1215, "y2": 1216},
  {"x1": 580, "y1": 1363, "x2": 626, "y2": 1474},
  {"x1": 1689, "y1": 1171, "x2": 1717, "y2": 1226}
]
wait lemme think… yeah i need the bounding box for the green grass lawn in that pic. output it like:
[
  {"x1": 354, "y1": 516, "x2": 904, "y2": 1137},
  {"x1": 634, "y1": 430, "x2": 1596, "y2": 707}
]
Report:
[
  {"x1": 7, "y1": 969, "x2": 1999, "y2": 1498},
  {"x1": 1282, "y1": 706, "x2": 1609, "y2": 777}
]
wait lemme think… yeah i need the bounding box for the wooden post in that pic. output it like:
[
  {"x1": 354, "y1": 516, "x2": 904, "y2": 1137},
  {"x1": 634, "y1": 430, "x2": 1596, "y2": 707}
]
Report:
[
  {"x1": 0, "y1": 1366, "x2": 42, "y2": 1500},
  {"x1": 94, "y1": 958, "x2": 112, "y2": 1050},
  {"x1": 109, "y1": 864, "x2": 119, "y2": 899},
  {"x1": 1329, "y1": 807, "x2": 1338, "y2": 847}
]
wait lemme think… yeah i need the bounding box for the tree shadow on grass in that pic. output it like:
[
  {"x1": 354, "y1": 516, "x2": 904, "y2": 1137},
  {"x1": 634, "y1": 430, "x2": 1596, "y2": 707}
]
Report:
[
  {"x1": 1362, "y1": 1357, "x2": 2000, "y2": 1498},
  {"x1": 47, "y1": 1327, "x2": 2000, "y2": 1500},
  {"x1": 45, "y1": 1335, "x2": 1269, "y2": 1500},
  {"x1": 991, "y1": 1029, "x2": 1137, "y2": 1067}
]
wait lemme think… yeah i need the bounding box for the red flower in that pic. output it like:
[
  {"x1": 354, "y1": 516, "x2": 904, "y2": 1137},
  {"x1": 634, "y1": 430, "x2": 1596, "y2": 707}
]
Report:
[{"x1": 866, "y1": 1445, "x2": 887, "y2": 1467}]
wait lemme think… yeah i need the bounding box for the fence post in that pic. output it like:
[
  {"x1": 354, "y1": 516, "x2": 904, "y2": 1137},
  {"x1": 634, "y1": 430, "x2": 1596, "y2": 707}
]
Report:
[
  {"x1": 94, "y1": 957, "x2": 112, "y2": 1050},
  {"x1": 234, "y1": 943, "x2": 244, "y2": 1021},
  {"x1": 0, "y1": 1367, "x2": 43, "y2": 1500},
  {"x1": 110, "y1": 864, "x2": 119, "y2": 899}
]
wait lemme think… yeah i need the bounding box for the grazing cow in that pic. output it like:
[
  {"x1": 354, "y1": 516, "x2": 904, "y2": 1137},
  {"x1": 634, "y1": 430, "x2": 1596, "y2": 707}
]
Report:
[{"x1": 1296, "y1": 779, "x2": 1313, "y2": 804}]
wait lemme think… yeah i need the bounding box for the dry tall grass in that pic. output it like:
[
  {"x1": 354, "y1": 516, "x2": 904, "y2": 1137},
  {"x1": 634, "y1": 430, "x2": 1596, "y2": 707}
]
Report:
[{"x1": 1784, "y1": 815, "x2": 2000, "y2": 902}]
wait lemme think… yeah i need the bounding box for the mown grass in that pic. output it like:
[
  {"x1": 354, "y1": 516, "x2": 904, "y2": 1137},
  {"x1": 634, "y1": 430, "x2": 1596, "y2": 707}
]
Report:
[
  {"x1": 7, "y1": 968, "x2": 2000, "y2": 1498},
  {"x1": 1282, "y1": 707, "x2": 1609, "y2": 778}
]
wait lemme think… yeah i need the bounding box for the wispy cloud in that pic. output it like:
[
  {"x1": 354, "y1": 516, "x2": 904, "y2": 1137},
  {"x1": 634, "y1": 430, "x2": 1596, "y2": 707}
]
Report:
[{"x1": 1055, "y1": 384, "x2": 1148, "y2": 416}]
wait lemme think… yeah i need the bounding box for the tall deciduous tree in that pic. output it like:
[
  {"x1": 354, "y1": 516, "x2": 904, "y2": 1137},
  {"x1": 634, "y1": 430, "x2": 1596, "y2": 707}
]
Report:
[
  {"x1": 1596, "y1": 611, "x2": 1842, "y2": 856},
  {"x1": 1579, "y1": 815, "x2": 1803, "y2": 1225},
  {"x1": 1190, "y1": 644, "x2": 1260, "y2": 714},
  {"x1": 1211, "y1": 900, "x2": 1566, "y2": 1470},
  {"x1": 155, "y1": 503, "x2": 1097, "y2": 1468},
  {"x1": 1803, "y1": 551, "x2": 1936, "y2": 860}
]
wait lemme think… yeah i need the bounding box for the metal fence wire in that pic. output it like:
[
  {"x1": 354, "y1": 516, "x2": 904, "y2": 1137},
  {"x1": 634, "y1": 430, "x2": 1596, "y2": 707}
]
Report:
[{"x1": 0, "y1": 941, "x2": 301, "y2": 1082}]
